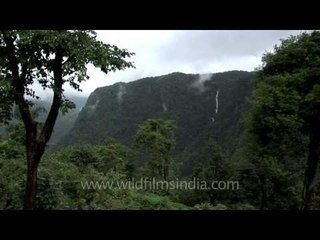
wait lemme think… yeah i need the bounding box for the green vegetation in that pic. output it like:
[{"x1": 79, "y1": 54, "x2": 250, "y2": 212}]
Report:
[
  {"x1": 62, "y1": 71, "x2": 255, "y2": 176},
  {"x1": 0, "y1": 30, "x2": 134, "y2": 209},
  {"x1": 1, "y1": 30, "x2": 320, "y2": 210},
  {"x1": 0, "y1": 124, "x2": 190, "y2": 209},
  {"x1": 135, "y1": 119, "x2": 177, "y2": 180}
]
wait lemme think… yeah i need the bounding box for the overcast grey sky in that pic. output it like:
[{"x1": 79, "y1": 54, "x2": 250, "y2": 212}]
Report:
[{"x1": 54, "y1": 30, "x2": 306, "y2": 98}]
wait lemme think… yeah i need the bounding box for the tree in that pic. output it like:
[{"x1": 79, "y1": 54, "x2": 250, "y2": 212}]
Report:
[
  {"x1": 247, "y1": 31, "x2": 320, "y2": 209},
  {"x1": 0, "y1": 30, "x2": 134, "y2": 209},
  {"x1": 191, "y1": 139, "x2": 234, "y2": 205},
  {"x1": 0, "y1": 122, "x2": 26, "y2": 209},
  {"x1": 135, "y1": 119, "x2": 176, "y2": 180}
]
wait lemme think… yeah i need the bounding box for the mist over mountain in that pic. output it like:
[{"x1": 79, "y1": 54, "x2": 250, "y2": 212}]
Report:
[
  {"x1": 59, "y1": 71, "x2": 255, "y2": 174},
  {"x1": 16, "y1": 96, "x2": 88, "y2": 148}
]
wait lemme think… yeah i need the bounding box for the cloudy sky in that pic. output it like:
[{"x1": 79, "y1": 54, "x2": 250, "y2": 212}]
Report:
[{"x1": 59, "y1": 30, "x2": 306, "y2": 98}]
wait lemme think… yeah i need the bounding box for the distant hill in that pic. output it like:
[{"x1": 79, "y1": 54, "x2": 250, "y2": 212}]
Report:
[
  {"x1": 60, "y1": 71, "x2": 255, "y2": 174},
  {"x1": 34, "y1": 95, "x2": 87, "y2": 148},
  {"x1": 0, "y1": 95, "x2": 87, "y2": 148}
]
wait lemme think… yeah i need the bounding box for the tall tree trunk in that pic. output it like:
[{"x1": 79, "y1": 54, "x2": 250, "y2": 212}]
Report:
[
  {"x1": 2, "y1": 31, "x2": 64, "y2": 210},
  {"x1": 23, "y1": 49, "x2": 63, "y2": 210},
  {"x1": 23, "y1": 122, "x2": 45, "y2": 210},
  {"x1": 24, "y1": 157, "x2": 39, "y2": 210},
  {"x1": 303, "y1": 117, "x2": 320, "y2": 210},
  {"x1": 24, "y1": 149, "x2": 46, "y2": 209}
]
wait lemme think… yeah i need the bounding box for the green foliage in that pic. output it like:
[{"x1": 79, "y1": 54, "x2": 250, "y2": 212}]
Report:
[
  {"x1": 36, "y1": 171, "x2": 60, "y2": 210},
  {"x1": 60, "y1": 71, "x2": 255, "y2": 176},
  {"x1": 1, "y1": 30, "x2": 135, "y2": 209},
  {"x1": 194, "y1": 202, "x2": 228, "y2": 210},
  {"x1": 135, "y1": 119, "x2": 177, "y2": 151},
  {"x1": 0, "y1": 122, "x2": 25, "y2": 160},
  {"x1": 248, "y1": 74, "x2": 306, "y2": 153},
  {"x1": 49, "y1": 140, "x2": 130, "y2": 173},
  {"x1": 135, "y1": 118, "x2": 177, "y2": 180},
  {"x1": 0, "y1": 156, "x2": 25, "y2": 209},
  {"x1": 241, "y1": 31, "x2": 320, "y2": 209},
  {"x1": 190, "y1": 140, "x2": 237, "y2": 205},
  {"x1": 35, "y1": 144, "x2": 189, "y2": 209},
  {"x1": 95, "y1": 139, "x2": 130, "y2": 173},
  {"x1": 237, "y1": 157, "x2": 302, "y2": 209},
  {"x1": 229, "y1": 203, "x2": 256, "y2": 210},
  {"x1": 127, "y1": 191, "x2": 190, "y2": 210},
  {"x1": 0, "y1": 30, "x2": 135, "y2": 122},
  {"x1": 261, "y1": 32, "x2": 320, "y2": 75},
  {"x1": 3, "y1": 31, "x2": 320, "y2": 210},
  {"x1": 0, "y1": 122, "x2": 26, "y2": 209}
]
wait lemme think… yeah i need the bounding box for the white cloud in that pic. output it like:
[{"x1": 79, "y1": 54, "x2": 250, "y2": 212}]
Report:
[{"x1": 35, "y1": 30, "x2": 308, "y2": 99}]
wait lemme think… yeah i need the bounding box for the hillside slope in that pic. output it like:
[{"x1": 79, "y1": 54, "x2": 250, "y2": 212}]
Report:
[{"x1": 61, "y1": 71, "x2": 255, "y2": 174}]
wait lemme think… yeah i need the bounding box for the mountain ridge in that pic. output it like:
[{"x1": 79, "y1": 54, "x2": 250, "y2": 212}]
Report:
[{"x1": 59, "y1": 70, "x2": 256, "y2": 174}]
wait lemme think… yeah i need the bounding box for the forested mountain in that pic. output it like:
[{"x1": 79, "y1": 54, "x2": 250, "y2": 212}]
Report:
[
  {"x1": 61, "y1": 71, "x2": 255, "y2": 174},
  {"x1": 2, "y1": 31, "x2": 317, "y2": 210}
]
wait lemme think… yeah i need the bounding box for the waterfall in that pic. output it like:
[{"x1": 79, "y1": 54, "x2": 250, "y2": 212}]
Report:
[{"x1": 215, "y1": 89, "x2": 220, "y2": 113}]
